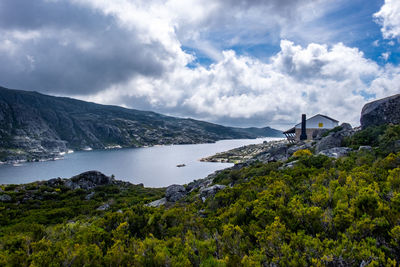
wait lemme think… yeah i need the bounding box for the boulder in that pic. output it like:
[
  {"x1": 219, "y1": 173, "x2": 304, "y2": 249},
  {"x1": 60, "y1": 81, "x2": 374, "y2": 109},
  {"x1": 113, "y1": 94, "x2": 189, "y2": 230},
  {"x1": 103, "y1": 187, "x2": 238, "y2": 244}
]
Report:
[
  {"x1": 165, "y1": 184, "x2": 186, "y2": 202},
  {"x1": 186, "y1": 178, "x2": 213, "y2": 192},
  {"x1": 199, "y1": 184, "x2": 226, "y2": 201},
  {"x1": 97, "y1": 203, "x2": 110, "y2": 211},
  {"x1": 145, "y1": 197, "x2": 167, "y2": 207},
  {"x1": 65, "y1": 171, "x2": 115, "y2": 190},
  {"x1": 340, "y1": 123, "x2": 353, "y2": 131},
  {"x1": 361, "y1": 94, "x2": 400, "y2": 129},
  {"x1": 318, "y1": 147, "x2": 352, "y2": 158},
  {"x1": 315, "y1": 123, "x2": 353, "y2": 153},
  {"x1": 46, "y1": 178, "x2": 63, "y2": 187},
  {"x1": 313, "y1": 129, "x2": 329, "y2": 140},
  {"x1": 85, "y1": 191, "x2": 95, "y2": 200},
  {"x1": 358, "y1": 146, "x2": 372, "y2": 151},
  {"x1": 0, "y1": 194, "x2": 12, "y2": 202},
  {"x1": 255, "y1": 144, "x2": 288, "y2": 162},
  {"x1": 278, "y1": 160, "x2": 299, "y2": 170}
]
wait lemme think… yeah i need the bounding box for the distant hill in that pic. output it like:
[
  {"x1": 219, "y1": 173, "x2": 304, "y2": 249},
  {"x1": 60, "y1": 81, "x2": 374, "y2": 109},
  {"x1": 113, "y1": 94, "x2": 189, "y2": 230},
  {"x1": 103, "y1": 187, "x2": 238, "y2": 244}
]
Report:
[{"x1": 0, "y1": 86, "x2": 282, "y2": 162}]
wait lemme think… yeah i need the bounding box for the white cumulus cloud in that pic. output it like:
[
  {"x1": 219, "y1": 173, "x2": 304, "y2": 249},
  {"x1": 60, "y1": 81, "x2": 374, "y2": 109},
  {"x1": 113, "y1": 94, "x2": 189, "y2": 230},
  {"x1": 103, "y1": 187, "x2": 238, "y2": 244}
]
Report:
[
  {"x1": 81, "y1": 40, "x2": 397, "y2": 128},
  {"x1": 374, "y1": 0, "x2": 400, "y2": 39}
]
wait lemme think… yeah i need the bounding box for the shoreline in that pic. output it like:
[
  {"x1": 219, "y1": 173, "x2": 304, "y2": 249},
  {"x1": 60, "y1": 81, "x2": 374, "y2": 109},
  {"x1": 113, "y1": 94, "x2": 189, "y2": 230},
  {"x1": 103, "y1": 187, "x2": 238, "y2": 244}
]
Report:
[
  {"x1": 0, "y1": 136, "x2": 282, "y2": 166},
  {"x1": 0, "y1": 137, "x2": 280, "y2": 186}
]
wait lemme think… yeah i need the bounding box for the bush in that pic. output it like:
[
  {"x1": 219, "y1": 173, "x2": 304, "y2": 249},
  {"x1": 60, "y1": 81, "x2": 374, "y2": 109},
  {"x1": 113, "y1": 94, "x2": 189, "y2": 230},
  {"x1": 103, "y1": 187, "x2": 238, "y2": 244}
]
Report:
[
  {"x1": 293, "y1": 149, "x2": 312, "y2": 157},
  {"x1": 343, "y1": 125, "x2": 387, "y2": 148}
]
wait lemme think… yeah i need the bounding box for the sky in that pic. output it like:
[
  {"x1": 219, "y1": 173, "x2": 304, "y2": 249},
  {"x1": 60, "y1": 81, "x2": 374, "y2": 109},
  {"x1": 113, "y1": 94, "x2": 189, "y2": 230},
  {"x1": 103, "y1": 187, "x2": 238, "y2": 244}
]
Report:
[{"x1": 0, "y1": 0, "x2": 399, "y2": 129}]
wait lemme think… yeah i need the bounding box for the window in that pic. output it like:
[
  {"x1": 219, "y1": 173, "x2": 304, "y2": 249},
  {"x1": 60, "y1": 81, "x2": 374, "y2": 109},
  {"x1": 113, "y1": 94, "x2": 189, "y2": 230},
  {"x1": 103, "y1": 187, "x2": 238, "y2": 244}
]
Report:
[{"x1": 318, "y1": 123, "x2": 323, "y2": 128}]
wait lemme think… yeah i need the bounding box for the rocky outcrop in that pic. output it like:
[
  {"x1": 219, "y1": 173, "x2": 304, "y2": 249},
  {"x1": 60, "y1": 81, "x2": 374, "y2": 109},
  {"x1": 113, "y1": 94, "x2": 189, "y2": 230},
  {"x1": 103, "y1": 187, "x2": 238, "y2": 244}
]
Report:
[
  {"x1": 315, "y1": 123, "x2": 354, "y2": 153},
  {"x1": 44, "y1": 171, "x2": 132, "y2": 191},
  {"x1": 146, "y1": 170, "x2": 229, "y2": 206},
  {"x1": 145, "y1": 197, "x2": 167, "y2": 207},
  {"x1": 96, "y1": 203, "x2": 110, "y2": 211},
  {"x1": 67, "y1": 171, "x2": 115, "y2": 190},
  {"x1": 0, "y1": 194, "x2": 12, "y2": 202},
  {"x1": 186, "y1": 176, "x2": 213, "y2": 192},
  {"x1": 165, "y1": 184, "x2": 186, "y2": 202},
  {"x1": 200, "y1": 140, "x2": 287, "y2": 163},
  {"x1": 201, "y1": 140, "x2": 289, "y2": 164},
  {"x1": 202, "y1": 122, "x2": 356, "y2": 165},
  {"x1": 46, "y1": 171, "x2": 117, "y2": 190},
  {"x1": 358, "y1": 146, "x2": 372, "y2": 151},
  {"x1": 361, "y1": 94, "x2": 400, "y2": 129},
  {"x1": 255, "y1": 143, "x2": 288, "y2": 162},
  {"x1": 318, "y1": 147, "x2": 352, "y2": 158},
  {"x1": 199, "y1": 185, "x2": 226, "y2": 201}
]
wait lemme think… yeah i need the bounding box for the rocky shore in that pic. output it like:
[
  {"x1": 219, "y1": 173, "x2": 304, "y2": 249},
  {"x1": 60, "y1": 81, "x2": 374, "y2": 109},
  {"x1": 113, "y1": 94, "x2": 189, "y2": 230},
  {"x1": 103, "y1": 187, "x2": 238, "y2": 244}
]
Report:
[
  {"x1": 200, "y1": 139, "x2": 287, "y2": 163},
  {"x1": 200, "y1": 122, "x2": 356, "y2": 165}
]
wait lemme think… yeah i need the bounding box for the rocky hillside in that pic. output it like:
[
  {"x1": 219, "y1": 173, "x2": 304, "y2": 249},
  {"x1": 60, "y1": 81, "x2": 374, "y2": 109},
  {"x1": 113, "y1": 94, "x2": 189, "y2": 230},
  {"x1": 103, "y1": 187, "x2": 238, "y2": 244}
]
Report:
[
  {"x1": 0, "y1": 86, "x2": 282, "y2": 162},
  {"x1": 1, "y1": 125, "x2": 400, "y2": 265}
]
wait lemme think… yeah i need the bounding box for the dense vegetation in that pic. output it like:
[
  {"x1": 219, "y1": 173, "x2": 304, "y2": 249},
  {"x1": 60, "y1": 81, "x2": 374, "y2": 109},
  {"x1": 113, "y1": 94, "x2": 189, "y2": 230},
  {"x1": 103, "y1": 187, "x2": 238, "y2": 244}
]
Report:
[{"x1": 1, "y1": 125, "x2": 400, "y2": 266}]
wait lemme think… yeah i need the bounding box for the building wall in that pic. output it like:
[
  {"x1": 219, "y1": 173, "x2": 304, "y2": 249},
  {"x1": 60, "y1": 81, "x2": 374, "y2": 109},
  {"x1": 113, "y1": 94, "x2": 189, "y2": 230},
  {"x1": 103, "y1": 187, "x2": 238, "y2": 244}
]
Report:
[
  {"x1": 295, "y1": 128, "x2": 326, "y2": 141},
  {"x1": 295, "y1": 115, "x2": 338, "y2": 130}
]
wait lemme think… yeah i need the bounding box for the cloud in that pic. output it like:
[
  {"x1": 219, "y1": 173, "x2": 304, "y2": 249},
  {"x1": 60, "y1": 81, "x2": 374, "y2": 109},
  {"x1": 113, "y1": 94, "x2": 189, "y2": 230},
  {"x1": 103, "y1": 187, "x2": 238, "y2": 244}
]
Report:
[
  {"x1": 374, "y1": 0, "x2": 400, "y2": 39},
  {"x1": 81, "y1": 40, "x2": 397, "y2": 128},
  {"x1": 0, "y1": 0, "x2": 179, "y2": 94},
  {"x1": 380, "y1": 52, "x2": 391, "y2": 61},
  {"x1": 0, "y1": 0, "x2": 399, "y2": 129}
]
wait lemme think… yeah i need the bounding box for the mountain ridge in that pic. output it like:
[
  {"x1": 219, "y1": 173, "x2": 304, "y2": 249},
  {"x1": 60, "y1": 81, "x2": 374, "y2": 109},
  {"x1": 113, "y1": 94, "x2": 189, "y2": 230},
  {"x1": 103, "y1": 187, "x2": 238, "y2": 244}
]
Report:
[{"x1": 0, "y1": 86, "x2": 282, "y2": 162}]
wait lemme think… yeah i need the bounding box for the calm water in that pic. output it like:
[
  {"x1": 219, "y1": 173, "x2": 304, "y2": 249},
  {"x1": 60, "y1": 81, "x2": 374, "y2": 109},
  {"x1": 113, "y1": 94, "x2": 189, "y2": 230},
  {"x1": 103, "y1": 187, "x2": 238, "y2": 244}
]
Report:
[{"x1": 0, "y1": 138, "x2": 281, "y2": 187}]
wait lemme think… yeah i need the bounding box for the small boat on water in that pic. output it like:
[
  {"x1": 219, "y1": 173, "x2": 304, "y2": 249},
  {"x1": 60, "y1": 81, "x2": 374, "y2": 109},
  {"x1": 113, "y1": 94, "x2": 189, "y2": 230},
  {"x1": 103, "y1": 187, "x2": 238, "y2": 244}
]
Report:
[{"x1": 176, "y1": 164, "x2": 186, "y2": 167}]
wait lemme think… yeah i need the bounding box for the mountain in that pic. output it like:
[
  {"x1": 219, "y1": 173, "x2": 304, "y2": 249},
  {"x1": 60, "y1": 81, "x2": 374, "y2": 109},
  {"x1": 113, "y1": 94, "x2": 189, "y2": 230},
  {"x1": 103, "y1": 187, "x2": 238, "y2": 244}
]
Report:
[{"x1": 0, "y1": 86, "x2": 282, "y2": 162}]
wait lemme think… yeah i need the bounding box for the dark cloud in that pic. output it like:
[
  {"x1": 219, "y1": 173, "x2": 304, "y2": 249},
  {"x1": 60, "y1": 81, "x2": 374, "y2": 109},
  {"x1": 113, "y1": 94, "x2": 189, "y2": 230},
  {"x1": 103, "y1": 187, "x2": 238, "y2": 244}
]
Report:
[
  {"x1": 0, "y1": 0, "x2": 165, "y2": 94},
  {"x1": 0, "y1": 0, "x2": 106, "y2": 31}
]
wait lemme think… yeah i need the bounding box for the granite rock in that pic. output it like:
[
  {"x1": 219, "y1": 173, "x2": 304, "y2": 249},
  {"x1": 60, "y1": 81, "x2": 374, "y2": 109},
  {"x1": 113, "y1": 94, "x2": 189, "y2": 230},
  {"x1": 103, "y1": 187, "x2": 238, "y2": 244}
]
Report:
[
  {"x1": 361, "y1": 94, "x2": 400, "y2": 129},
  {"x1": 165, "y1": 184, "x2": 186, "y2": 202},
  {"x1": 0, "y1": 194, "x2": 12, "y2": 202},
  {"x1": 318, "y1": 147, "x2": 352, "y2": 158}
]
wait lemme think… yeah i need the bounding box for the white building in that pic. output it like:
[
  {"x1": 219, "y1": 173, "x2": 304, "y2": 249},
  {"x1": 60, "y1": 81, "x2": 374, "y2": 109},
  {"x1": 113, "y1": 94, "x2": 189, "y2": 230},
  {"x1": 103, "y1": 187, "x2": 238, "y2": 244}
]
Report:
[{"x1": 283, "y1": 114, "x2": 339, "y2": 141}]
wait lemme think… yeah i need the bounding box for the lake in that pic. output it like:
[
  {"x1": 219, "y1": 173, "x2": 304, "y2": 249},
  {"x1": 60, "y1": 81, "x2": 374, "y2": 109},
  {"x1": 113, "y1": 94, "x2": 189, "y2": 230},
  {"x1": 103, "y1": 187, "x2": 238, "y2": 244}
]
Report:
[{"x1": 0, "y1": 138, "x2": 281, "y2": 187}]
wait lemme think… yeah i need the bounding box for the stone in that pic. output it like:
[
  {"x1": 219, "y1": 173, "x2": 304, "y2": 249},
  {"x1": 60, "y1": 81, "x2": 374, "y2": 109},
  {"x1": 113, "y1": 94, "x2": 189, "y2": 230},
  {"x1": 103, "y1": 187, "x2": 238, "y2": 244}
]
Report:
[
  {"x1": 340, "y1": 123, "x2": 353, "y2": 131},
  {"x1": 361, "y1": 94, "x2": 400, "y2": 129},
  {"x1": 66, "y1": 171, "x2": 115, "y2": 190},
  {"x1": 255, "y1": 144, "x2": 288, "y2": 163},
  {"x1": 97, "y1": 203, "x2": 110, "y2": 211},
  {"x1": 278, "y1": 160, "x2": 299, "y2": 170},
  {"x1": 313, "y1": 129, "x2": 329, "y2": 140},
  {"x1": 145, "y1": 197, "x2": 167, "y2": 207},
  {"x1": 358, "y1": 146, "x2": 372, "y2": 151},
  {"x1": 318, "y1": 147, "x2": 352, "y2": 158},
  {"x1": 360, "y1": 260, "x2": 371, "y2": 267},
  {"x1": 46, "y1": 178, "x2": 63, "y2": 187},
  {"x1": 315, "y1": 123, "x2": 354, "y2": 153},
  {"x1": 165, "y1": 184, "x2": 186, "y2": 202},
  {"x1": 85, "y1": 191, "x2": 95, "y2": 200},
  {"x1": 0, "y1": 194, "x2": 12, "y2": 202},
  {"x1": 199, "y1": 184, "x2": 226, "y2": 201}
]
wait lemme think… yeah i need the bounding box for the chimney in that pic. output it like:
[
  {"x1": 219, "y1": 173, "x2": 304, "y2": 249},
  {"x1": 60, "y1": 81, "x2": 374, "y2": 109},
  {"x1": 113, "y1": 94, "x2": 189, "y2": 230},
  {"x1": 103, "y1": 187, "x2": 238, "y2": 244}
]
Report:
[{"x1": 300, "y1": 114, "x2": 307, "y2": 140}]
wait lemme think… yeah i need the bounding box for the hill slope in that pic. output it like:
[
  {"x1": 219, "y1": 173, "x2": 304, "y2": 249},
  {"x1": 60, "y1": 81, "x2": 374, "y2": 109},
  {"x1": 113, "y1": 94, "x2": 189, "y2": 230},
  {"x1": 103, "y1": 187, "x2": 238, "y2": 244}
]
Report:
[
  {"x1": 1, "y1": 124, "x2": 400, "y2": 266},
  {"x1": 0, "y1": 86, "x2": 282, "y2": 162}
]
